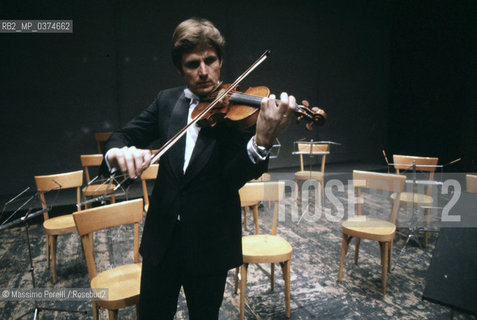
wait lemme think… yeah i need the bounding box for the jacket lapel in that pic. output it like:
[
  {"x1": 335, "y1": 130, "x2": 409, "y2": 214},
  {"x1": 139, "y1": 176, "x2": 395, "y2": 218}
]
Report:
[
  {"x1": 183, "y1": 127, "x2": 216, "y2": 184},
  {"x1": 166, "y1": 93, "x2": 189, "y2": 179}
]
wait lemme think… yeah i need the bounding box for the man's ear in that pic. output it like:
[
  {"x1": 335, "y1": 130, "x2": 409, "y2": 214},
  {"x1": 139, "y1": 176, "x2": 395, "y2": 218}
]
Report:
[{"x1": 176, "y1": 68, "x2": 183, "y2": 77}]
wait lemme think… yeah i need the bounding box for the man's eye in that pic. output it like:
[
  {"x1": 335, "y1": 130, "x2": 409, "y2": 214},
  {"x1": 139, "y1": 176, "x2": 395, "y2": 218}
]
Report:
[
  {"x1": 205, "y1": 57, "x2": 217, "y2": 65},
  {"x1": 185, "y1": 61, "x2": 200, "y2": 69}
]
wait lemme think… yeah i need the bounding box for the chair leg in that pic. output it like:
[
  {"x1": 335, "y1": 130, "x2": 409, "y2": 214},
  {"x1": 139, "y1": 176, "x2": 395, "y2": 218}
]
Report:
[
  {"x1": 270, "y1": 263, "x2": 275, "y2": 291},
  {"x1": 92, "y1": 301, "x2": 99, "y2": 320},
  {"x1": 389, "y1": 239, "x2": 394, "y2": 272},
  {"x1": 243, "y1": 207, "x2": 248, "y2": 231},
  {"x1": 89, "y1": 233, "x2": 94, "y2": 257},
  {"x1": 281, "y1": 260, "x2": 291, "y2": 318},
  {"x1": 108, "y1": 309, "x2": 118, "y2": 320},
  {"x1": 338, "y1": 233, "x2": 349, "y2": 281},
  {"x1": 318, "y1": 180, "x2": 324, "y2": 208},
  {"x1": 296, "y1": 179, "x2": 304, "y2": 203},
  {"x1": 234, "y1": 267, "x2": 239, "y2": 294},
  {"x1": 240, "y1": 264, "x2": 248, "y2": 320},
  {"x1": 317, "y1": 181, "x2": 322, "y2": 207},
  {"x1": 51, "y1": 235, "x2": 58, "y2": 283},
  {"x1": 379, "y1": 242, "x2": 384, "y2": 266},
  {"x1": 136, "y1": 304, "x2": 139, "y2": 320},
  {"x1": 380, "y1": 241, "x2": 389, "y2": 295},
  {"x1": 252, "y1": 205, "x2": 259, "y2": 235},
  {"x1": 354, "y1": 238, "x2": 360, "y2": 265},
  {"x1": 46, "y1": 234, "x2": 50, "y2": 269}
]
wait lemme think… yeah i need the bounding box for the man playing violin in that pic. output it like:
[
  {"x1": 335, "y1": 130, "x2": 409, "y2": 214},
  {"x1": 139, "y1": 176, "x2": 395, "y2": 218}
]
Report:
[{"x1": 103, "y1": 17, "x2": 295, "y2": 319}]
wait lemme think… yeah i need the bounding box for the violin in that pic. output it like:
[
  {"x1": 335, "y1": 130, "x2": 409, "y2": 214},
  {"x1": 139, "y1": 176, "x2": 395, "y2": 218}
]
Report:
[
  {"x1": 192, "y1": 82, "x2": 327, "y2": 131},
  {"x1": 113, "y1": 50, "x2": 327, "y2": 190}
]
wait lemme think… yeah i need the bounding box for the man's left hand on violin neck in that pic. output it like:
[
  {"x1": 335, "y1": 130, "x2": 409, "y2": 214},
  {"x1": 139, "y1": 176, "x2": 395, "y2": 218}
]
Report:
[{"x1": 254, "y1": 92, "x2": 296, "y2": 149}]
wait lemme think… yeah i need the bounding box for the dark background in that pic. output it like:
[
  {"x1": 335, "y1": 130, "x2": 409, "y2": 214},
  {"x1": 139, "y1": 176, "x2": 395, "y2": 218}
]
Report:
[{"x1": 0, "y1": 0, "x2": 475, "y2": 198}]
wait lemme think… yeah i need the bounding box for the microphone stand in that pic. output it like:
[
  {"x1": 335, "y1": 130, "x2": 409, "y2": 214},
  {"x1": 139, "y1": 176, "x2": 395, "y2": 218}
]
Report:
[
  {"x1": 2, "y1": 190, "x2": 87, "y2": 319},
  {"x1": 76, "y1": 191, "x2": 126, "y2": 209}
]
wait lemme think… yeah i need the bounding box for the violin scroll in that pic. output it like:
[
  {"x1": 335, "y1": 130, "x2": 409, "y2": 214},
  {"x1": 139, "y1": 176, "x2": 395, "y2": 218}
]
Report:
[{"x1": 295, "y1": 100, "x2": 327, "y2": 131}]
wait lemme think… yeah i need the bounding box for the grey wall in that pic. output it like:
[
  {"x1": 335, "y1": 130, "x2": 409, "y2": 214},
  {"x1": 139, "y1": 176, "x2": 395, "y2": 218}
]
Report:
[{"x1": 0, "y1": 1, "x2": 474, "y2": 198}]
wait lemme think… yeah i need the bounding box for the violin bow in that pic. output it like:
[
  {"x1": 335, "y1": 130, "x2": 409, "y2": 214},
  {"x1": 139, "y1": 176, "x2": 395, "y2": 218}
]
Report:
[{"x1": 114, "y1": 50, "x2": 272, "y2": 190}]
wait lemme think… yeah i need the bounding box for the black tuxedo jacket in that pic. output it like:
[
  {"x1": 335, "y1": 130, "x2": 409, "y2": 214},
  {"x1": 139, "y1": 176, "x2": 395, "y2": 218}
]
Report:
[{"x1": 104, "y1": 87, "x2": 267, "y2": 276}]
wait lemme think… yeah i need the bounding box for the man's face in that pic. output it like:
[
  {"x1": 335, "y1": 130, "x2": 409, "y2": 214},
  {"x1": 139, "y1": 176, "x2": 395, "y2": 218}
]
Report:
[{"x1": 179, "y1": 46, "x2": 222, "y2": 98}]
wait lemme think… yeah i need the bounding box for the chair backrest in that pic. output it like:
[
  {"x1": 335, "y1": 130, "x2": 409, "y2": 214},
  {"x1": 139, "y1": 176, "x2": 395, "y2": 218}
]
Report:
[
  {"x1": 80, "y1": 154, "x2": 104, "y2": 183},
  {"x1": 140, "y1": 164, "x2": 159, "y2": 211},
  {"x1": 239, "y1": 181, "x2": 285, "y2": 235},
  {"x1": 94, "y1": 131, "x2": 112, "y2": 154},
  {"x1": 466, "y1": 174, "x2": 477, "y2": 194},
  {"x1": 352, "y1": 170, "x2": 406, "y2": 223},
  {"x1": 34, "y1": 170, "x2": 84, "y2": 220},
  {"x1": 392, "y1": 155, "x2": 439, "y2": 173},
  {"x1": 73, "y1": 199, "x2": 143, "y2": 280},
  {"x1": 297, "y1": 143, "x2": 329, "y2": 172},
  {"x1": 392, "y1": 154, "x2": 438, "y2": 196},
  {"x1": 249, "y1": 173, "x2": 271, "y2": 183}
]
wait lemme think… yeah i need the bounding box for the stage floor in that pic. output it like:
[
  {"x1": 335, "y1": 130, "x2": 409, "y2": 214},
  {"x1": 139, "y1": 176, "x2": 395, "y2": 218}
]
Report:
[{"x1": 0, "y1": 166, "x2": 475, "y2": 319}]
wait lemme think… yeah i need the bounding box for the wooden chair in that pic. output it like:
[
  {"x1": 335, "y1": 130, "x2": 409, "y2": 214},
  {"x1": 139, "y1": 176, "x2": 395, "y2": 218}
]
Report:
[
  {"x1": 94, "y1": 131, "x2": 112, "y2": 154},
  {"x1": 294, "y1": 143, "x2": 329, "y2": 206},
  {"x1": 391, "y1": 154, "x2": 439, "y2": 247},
  {"x1": 249, "y1": 173, "x2": 271, "y2": 183},
  {"x1": 140, "y1": 164, "x2": 159, "y2": 213},
  {"x1": 34, "y1": 170, "x2": 83, "y2": 283},
  {"x1": 234, "y1": 181, "x2": 291, "y2": 319},
  {"x1": 80, "y1": 154, "x2": 116, "y2": 208},
  {"x1": 466, "y1": 174, "x2": 477, "y2": 193},
  {"x1": 338, "y1": 170, "x2": 405, "y2": 295},
  {"x1": 242, "y1": 173, "x2": 271, "y2": 233},
  {"x1": 73, "y1": 199, "x2": 143, "y2": 320}
]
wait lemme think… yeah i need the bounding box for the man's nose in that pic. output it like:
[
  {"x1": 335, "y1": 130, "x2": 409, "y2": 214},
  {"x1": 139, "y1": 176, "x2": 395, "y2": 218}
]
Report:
[{"x1": 198, "y1": 62, "x2": 207, "y2": 76}]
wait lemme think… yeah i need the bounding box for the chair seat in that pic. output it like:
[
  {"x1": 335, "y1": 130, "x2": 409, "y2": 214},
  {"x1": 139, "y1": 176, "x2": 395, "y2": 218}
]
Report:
[
  {"x1": 342, "y1": 217, "x2": 396, "y2": 242},
  {"x1": 390, "y1": 192, "x2": 433, "y2": 206},
  {"x1": 91, "y1": 263, "x2": 141, "y2": 310},
  {"x1": 241, "y1": 200, "x2": 259, "y2": 207},
  {"x1": 83, "y1": 184, "x2": 117, "y2": 197},
  {"x1": 242, "y1": 235, "x2": 292, "y2": 264},
  {"x1": 43, "y1": 214, "x2": 77, "y2": 235},
  {"x1": 294, "y1": 171, "x2": 324, "y2": 181}
]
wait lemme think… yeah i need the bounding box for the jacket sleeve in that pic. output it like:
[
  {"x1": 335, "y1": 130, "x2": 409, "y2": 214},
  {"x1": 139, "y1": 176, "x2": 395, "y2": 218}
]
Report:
[
  {"x1": 99, "y1": 91, "x2": 164, "y2": 175},
  {"x1": 219, "y1": 125, "x2": 269, "y2": 191}
]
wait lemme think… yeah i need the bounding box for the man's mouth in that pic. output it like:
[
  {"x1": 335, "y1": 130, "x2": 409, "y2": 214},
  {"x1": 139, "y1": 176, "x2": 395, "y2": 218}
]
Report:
[{"x1": 197, "y1": 81, "x2": 212, "y2": 88}]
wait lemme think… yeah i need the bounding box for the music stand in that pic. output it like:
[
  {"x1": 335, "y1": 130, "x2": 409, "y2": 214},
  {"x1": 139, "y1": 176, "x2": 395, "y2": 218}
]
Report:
[
  {"x1": 384, "y1": 155, "x2": 462, "y2": 258},
  {"x1": 78, "y1": 170, "x2": 130, "y2": 207},
  {"x1": 396, "y1": 161, "x2": 443, "y2": 256},
  {"x1": 0, "y1": 189, "x2": 87, "y2": 319},
  {"x1": 269, "y1": 137, "x2": 281, "y2": 159}
]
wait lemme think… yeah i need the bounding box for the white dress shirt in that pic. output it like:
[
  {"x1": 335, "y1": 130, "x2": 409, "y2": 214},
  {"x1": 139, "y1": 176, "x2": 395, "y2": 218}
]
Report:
[{"x1": 183, "y1": 88, "x2": 201, "y2": 173}]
